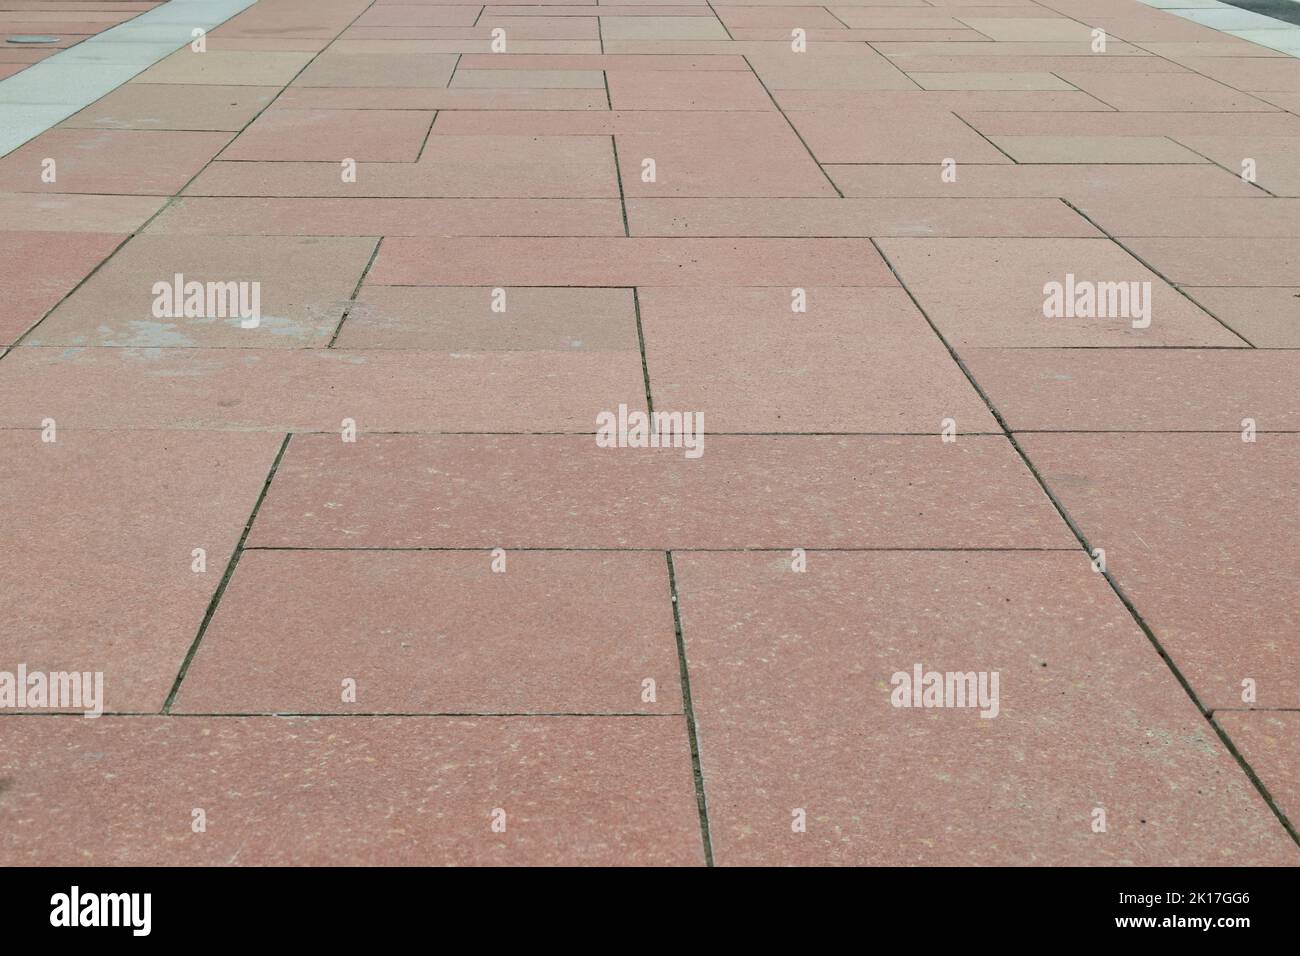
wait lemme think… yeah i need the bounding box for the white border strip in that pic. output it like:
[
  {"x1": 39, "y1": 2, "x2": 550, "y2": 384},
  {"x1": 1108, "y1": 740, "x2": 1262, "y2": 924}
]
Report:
[{"x1": 0, "y1": 0, "x2": 258, "y2": 157}]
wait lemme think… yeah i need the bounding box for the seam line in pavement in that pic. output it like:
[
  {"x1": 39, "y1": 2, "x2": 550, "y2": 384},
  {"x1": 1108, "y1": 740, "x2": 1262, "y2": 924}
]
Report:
[
  {"x1": 610, "y1": 132, "x2": 630, "y2": 235},
  {"x1": 328, "y1": 236, "x2": 385, "y2": 347},
  {"x1": 742, "y1": 52, "x2": 844, "y2": 197},
  {"x1": 162, "y1": 433, "x2": 292, "y2": 714},
  {"x1": 1058, "y1": 198, "x2": 1258, "y2": 347},
  {"x1": 666, "y1": 551, "x2": 715, "y2": 867}
]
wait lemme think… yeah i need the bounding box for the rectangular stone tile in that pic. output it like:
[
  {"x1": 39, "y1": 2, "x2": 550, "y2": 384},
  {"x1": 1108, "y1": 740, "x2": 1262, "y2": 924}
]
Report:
[
  {"x1": 777, "y1": 88, "x2": 1117, "y2": 111},
  {"x1": 878, "y1": 238, "x2": 1243, "y2": 347},
  {"x1": 1174, "y1": 135, "x2": 1300, "y2": 196},
  {"x1": 1216, "y1": 713, "x2": 1299, "y2": 827},
  {"x1": 787, "y1": 109, "x2": 1012, "y2": 164},
  {"x1": 638, "y1": 286, "x2": 999, "y2": 432},
  {"x1": 887, "y1": 55, "x2": 1183, "y2": 75},
  {"x1": 185, "y1": 135, "x2": 619, "y2": 198},
  {"x1": 827, "y1": 163, "x2": 1258, "y2": 199},
  {"x1": 1184, "y1": 287, "x2": 1300, "y2": 348},
  {"x1": 616, "y1": 116, "x2": 835, "y2": 197},
  {"x1": 332, "y1": 36, "x2": 603, "y2": 54},
  {"x1": 485, "y1": 7, "x2": 714, "y2": 17},
  {"x1": 674, "y1": 550, "x2": 1297, "y2": 865},
  {"x1": 336, "y1": 286, "x2": 638, "y2": 350},
  {"x1": 955, "y1": 18, "x2": 1097, "y2": 42},
  {"x1": 134, "y1": 49, "x2": 315, "y2": 86},
  {"x1": 423, "y1": 106, "x2": 685, "y2": 135},
  {"x1": 248, "y1": 434, "x2": 1074, "y2": 550},
  {"x1": 744, "y1": 46, "x2": 918, "y2": 91},
  {"x1": 987, "y1": 134, "x2": 1204, "y2": 163},
  {"x1": 146, "y1": 196, "x2": 626, "y2": 237},
  {"x1": 59, "y1": 83, "x2": 279, "y2": 131},
  {"x1": 1018, "y1": 433, "x2": 1300, "y2": 711},
  {"x1": 204, "y1": 38, "x2": 335, "y2": 54},
  {"x1": 1057, "y1": 70, "x2": 1278, "y2": 112},
  {"x1": 606, "y1": 69, "x2": 774, "y2": 110},
  {"x1": 1122, "y1": 238, "x2": 1300, "y2": 287},
  {"x1": 221, "y1": 108, "x2": 435, "y2": 162},
  {"x1": 600, "y1": 15, "x2": 727, "y2": 39},
  {"x1": 0, "y1": 230, "x2": 122, "y2": 344},
  {"x1": 450, "y1": 69, "x2": 605, "y2": 89},
  {"x1": 0, "y1": 430, "x2": 282, "y2": 712},
  {"x1": 908, "y1": 72, "x2": 1076, "y2": 91},
  {"x1": 356, "y1": 4, "x2": 483, "y2": 26},
  {"x1": 626, "y1": 196, "x2": 1099, "y2": 237},
  {"x1": 276, "y1": 86, "x2": 609, "y2": 110},
  {"x1": 293, "y1": 51, "x2": 460, "y2": 86},
  {"x1": 173, "y1": 550, "x2": 681, "y2": 714},
  {"x1": 0, "y1": 716, "x2": 704, "y2": 865},
  {"x1": 455, "y1": 53, "x2": 750, "y2": 71},
  {"x1": 726, "y1": 27, "x2": 986, "y2": 42},
  {"x1": 26, "y1": 235, "x2": 378, "y2": 349},
  {"x1": 1074, "y1": 197, "x2": 1300, "y2": 238},
  {"x1": 715, "y1": 6, "x2": 846, "y2": 30},
  {"x1": 824, "y1": 9, "x2": 974, "y2": 30},
  {"x1": 874, "y1": 40, "x2": 1149, "y2": 58},
  {"x1": 1164, "y1": 56, "x2": 1300, "y2": 92},
  {"x1": 1139, "y1": 40, "x2": 1289, "y2": 58},
  {"x1": 963, "y1": 349, "x2": 1300, "y2": 431},
  {"x1": 963, "y1": 110, "x2": 1300, "y2": 139},
  {"x1": 369, "y1": 237, "x2": 897, "y2": 286},
  {"x1": 0, "y1": 128, "x2": 232, "y2": 195},
  {"x1": 468, "y1": 16, "x2": 604, "y2": 39},
  {"x1": 342, "y1": 20, "x2": 596, "y2": 42},
  {"x1": 0, "y1": 347, "x2": 647, "y2": 431}
]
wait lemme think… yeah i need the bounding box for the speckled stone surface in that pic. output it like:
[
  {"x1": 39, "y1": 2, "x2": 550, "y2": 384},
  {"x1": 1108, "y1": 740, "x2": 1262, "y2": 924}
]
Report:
[
  {"x1": 0, "y1": 430, "x2": 283, "y2": 711},
  {"x1": 247, "y1": 434, "x2": 1077, "y2": 550},
  {"x1": 675, "y1": 550, "x2": 1298, "y2": 865},
  {"x1": 1, "y1": 0, "x2": 1296, "y2": 866},
  {"x1": 173, "y1": 550, "x2": 683, "y2": 715},
  {"x1": 1017, "y1": 433, "x2": 1300, "y2": 711},
  {"x1": 1215, "y1": 712, "x2": 1300, "y2": 828},
  {"x1": 0, "y1": 716, "x2": 705, "y2": 866}
]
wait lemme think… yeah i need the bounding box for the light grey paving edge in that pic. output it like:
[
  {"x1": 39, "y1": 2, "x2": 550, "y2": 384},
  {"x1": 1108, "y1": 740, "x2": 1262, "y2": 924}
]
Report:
[
  {"x1": 0, "y1": 0, "x2": 259, "y2": 157},
  {"x1": 1139, "y1": 0, "x2": 1300, "y2": 55}
]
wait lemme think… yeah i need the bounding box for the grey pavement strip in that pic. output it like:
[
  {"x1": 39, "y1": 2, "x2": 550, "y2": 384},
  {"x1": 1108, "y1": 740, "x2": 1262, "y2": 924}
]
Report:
[
  {"x1": 0, "y1": 0, "x2": 258, "y2": 157},
  {"x1": 1141, "y1": 0, "x2": 1300, "y2": 51}
]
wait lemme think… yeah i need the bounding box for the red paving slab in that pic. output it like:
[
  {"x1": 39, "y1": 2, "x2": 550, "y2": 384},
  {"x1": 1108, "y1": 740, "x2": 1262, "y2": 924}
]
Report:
[
  {"x1": 247, "y1": 434, "x2": 1075, "y2": 550},
  {"x1": 174, "y1": 550, "x2": 682, "y2": 715},
  {"x1": 637, "y1": 285, "x2": 1001, "y2": 431},
  {"x1": 219, "y1": 107, "x2": 436, "y2": 162},
  {"x1": 0, "y1": 717, "x2": 704, "y2": 865},
  {"x1": 0, "y1": 128, "x2": 233, "y2": 194},
  {"x1": 1015, "y1": 434, "x2": 1300, "y2": 712},
  {"x1": 1215, "y1": 713, "x2": 1300, "y2": 829},
  {"x1": 0, "y1": 230, "x2": 123, "y2": 344},
  {"x1": 963, "y1": 349, "x2": 1300, "y2": 431},
  {"x1": 877, "y1": 237, "x2": 1245, "y2": 347},
  {"x1": 2, "y1": 0, "x2": 1298, "y2": 866},
  {"x1": 146, "y1": 196, "x2": 627, "y2": 237},
  {"x1": 25, "y1": 234, "x2": 379, "y2": 347},
  {"x1": 0, "y1": 430, "x2": 282, "y2": 713},
  {"x1": 674, "y1": 551, "x2": 1297, "y2": 865},
  {"x1": 336, "y1": 285, "x2": 639, "y2": 349},
  {"x1": 0, "y1": 347, "x2": 649, "y2": 431}
]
